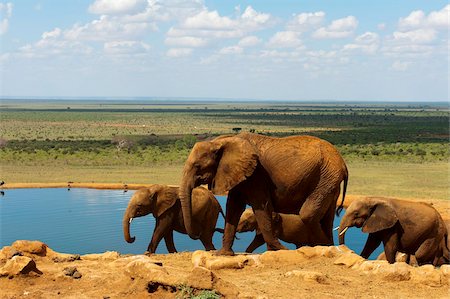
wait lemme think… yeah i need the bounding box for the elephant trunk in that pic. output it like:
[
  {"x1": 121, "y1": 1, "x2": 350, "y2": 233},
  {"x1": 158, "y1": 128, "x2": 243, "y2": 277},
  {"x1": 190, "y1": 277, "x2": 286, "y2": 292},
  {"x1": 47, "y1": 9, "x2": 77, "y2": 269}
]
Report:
[
  {"x1": 123, "y1": 213, "x2": 136, "y2": 243},
  {"x1": 179, "y1": 172, "x2": 200, "y2": 240}
]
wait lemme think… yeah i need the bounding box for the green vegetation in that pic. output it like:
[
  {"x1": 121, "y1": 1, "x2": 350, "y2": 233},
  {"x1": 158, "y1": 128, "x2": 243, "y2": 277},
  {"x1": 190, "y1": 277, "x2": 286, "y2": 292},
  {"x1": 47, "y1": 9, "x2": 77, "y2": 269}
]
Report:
[
  {"x1": 0, "y1": 99, "x2": 448, "y2": 199},
  {"x1": 176, "y1": 284, "x2": 220, "y2": 299}
]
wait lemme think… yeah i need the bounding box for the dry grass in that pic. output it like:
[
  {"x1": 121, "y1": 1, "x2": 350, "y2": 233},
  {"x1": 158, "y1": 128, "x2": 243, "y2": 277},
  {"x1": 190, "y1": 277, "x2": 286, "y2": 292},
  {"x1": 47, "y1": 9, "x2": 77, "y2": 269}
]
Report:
[{"x1": 1, "y1": 161, "x2": 448, "y2": 201}]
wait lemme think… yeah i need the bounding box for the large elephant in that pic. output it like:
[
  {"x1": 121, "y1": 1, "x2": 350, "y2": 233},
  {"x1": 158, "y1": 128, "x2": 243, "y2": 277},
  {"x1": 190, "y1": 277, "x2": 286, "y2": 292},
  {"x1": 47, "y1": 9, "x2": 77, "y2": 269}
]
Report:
[
  {"x1": 123, "y1": 185, "x2": 224, "y2": 253},
  {"x1": 179, "y1": 132, "x2": 348, "y2": 255},
  {"x1": 338, "y1": 197, "x2": 449, "y2": 266},
  {"x1": 237, "y1": 208, "x2": 309, "y2": 253}
]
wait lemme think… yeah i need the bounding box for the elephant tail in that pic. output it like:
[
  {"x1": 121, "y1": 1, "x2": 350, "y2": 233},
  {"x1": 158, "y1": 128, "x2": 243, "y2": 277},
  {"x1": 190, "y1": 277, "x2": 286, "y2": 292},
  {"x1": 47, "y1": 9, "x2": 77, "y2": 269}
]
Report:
[
  {"x1": 336, "y1": 168, "x2": 348, "y2": 217},
  {"x1": 218, "y1": 205, "x2": 226, "y2": 220},
  {"x1": 215, "y1": 228, "x2": 225, "y2": 234},
  {"x1": 214, "y1": 228, "x2": 240, "y2": 240}
]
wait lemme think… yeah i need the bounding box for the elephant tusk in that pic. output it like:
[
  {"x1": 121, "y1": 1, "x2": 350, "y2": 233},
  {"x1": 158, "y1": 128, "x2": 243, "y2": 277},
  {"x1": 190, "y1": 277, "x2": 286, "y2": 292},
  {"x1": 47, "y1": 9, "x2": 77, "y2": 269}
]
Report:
[
  {"x1": 333, "y1": 226, "x2": 339, "y2": 231},
  {"x1": 339, "y1": 227, "x2": 348, "y2": 236},
  {"x1": 129, "y1": 218, "x2": 133, "y2": 224}
]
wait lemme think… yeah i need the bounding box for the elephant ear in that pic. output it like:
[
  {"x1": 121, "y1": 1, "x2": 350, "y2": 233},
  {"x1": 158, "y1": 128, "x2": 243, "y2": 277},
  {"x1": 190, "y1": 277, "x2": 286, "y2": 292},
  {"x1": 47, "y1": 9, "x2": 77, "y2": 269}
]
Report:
[
  {"x1": 362, "y1": 202, "x2": 398, "y2": 233},
  {"x1": 211, "y1": 137, "x2": 258, "y2": 195},
  {"x1": 152, "y1": 186, "x2": 178, "y2": 218}
]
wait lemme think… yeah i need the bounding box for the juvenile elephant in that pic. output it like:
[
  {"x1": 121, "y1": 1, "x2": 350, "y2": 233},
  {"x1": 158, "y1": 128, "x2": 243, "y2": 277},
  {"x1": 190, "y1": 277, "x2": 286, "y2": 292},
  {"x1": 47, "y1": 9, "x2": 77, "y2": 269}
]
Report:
[
  {"x1": 236, "y1": 208, "x2": 309, "y2": 253},
  {"x1": 123, "y1": 185, "x2": 224, "y2": 253},
  {"x1": 179, "y1": 132, "x2": 348, "y2": 255},
  {"x1": 338, "y1": 197, "x2": 449, "y2": 266}
]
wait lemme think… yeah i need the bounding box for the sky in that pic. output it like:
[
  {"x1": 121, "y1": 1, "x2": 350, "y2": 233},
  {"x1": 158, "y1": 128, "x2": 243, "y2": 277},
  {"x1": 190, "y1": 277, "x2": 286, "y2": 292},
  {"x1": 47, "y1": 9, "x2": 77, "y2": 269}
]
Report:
[{"x1": 0, "y1": 0, "x2": 448, "y2": 101}]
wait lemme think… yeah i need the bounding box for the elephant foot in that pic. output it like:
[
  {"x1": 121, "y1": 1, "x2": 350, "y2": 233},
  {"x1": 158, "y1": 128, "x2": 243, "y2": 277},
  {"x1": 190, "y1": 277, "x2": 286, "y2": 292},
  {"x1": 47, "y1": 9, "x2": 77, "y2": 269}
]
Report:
[
  {"x1": 214, "y1": 248, "x2": 235, "y2": 256},
  {"x1": 267, "y1": 243, "x2": 288, "y2": 251},
  {"x1": 144, "y1": 251, "x2": 154, "y2": 256}
]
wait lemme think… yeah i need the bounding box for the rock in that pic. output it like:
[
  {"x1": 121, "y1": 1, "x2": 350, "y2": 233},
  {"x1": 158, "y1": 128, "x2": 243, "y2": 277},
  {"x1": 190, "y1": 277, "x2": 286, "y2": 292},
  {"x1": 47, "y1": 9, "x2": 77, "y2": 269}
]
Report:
[
  {"x1": 63, "y1": 266, "x2": 82, "y2": 279},
  {"x1": 52, "y1": 254, "x2": 80, "y2": 263},
  {"x1": 377, "y1": 252, "x2": 409, "y2": 263},
  {"x1": 185, "y1": 266, "x2": 240, "y2": 298},
  {"x1": 411, "y1": 264, "x2": 444, "y2": 287},
  {"x1": 11, "y1": 240, "x2": 47, "y2": 256},
  {"x1": 0, "y1": 246, "x2": 22, "y2": 261},
  {"x1": 124, "y1": 258, "x2": 170, "y2": 282},
  {"x1": 355, "y1": 260, "x2": 389, "y2": 272},
  {"x1": 0, "y1": 256, "x2": 43, "y2": 277},
  {"x1": 260, "y1": 250, "x2": 307, "y2": 265},
  {"x1": 82, "y1": 251, "x2": 120, "y2": 261},
  {"x1": 378, "y1": 262, "x2": 411, "y2": 281},
  {"x1": 285, "y1": 270, "x2": 329, "y2": 284},
  {"x1": 334, "y1": 252, "x2": 365, "y2": 268},
  {"x1": 440, "y1": 264, "x2": 450, "y2": 277},
  {"x1": 296, "y1": 245, "x2": 344, "y2": 259},
  {"x1": 191, "y1": 250, "x2": 259, "y2": 270}
]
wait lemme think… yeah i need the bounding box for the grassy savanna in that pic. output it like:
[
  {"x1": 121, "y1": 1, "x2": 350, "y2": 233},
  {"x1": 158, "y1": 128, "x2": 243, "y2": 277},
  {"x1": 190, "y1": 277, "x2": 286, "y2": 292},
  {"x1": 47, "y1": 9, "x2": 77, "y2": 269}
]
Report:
[{"x1": 0, "y1": 99, "x2": 448, "y2": 200}]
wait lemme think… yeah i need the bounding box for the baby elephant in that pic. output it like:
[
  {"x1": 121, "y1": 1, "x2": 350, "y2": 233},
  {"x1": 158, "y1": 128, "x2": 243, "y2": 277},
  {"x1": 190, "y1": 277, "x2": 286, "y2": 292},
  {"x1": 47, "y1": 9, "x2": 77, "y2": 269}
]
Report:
[
  {"x1": 123, "y1": 185, "x2": 224, "y2": 253},
  {"x1": 338, "y1": 197, "x2": 449, "y2": 266},
  {"x1": 236, "y1": 208, "x2": 308, "y2": 252}
]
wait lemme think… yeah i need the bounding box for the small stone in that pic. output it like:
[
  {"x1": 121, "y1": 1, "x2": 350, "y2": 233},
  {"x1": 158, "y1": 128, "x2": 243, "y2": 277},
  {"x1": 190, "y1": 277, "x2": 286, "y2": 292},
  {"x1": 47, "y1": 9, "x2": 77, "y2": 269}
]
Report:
[
  {"x1": 63, "y1": 266, "x2": 77, "y2": 276},
  {"x1": 285, "y1": 270, "x2": 329, "y2": 284},
  {"x1": 72, "y1": 271, "x2": 82, "y2": 279}
]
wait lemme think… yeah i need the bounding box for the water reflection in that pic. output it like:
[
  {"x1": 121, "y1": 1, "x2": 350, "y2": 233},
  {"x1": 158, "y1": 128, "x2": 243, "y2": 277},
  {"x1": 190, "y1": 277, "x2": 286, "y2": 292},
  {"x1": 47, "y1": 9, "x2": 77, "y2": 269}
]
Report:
[{"x1": 0, "y1": 189, "x2": 383, "y2": 259}]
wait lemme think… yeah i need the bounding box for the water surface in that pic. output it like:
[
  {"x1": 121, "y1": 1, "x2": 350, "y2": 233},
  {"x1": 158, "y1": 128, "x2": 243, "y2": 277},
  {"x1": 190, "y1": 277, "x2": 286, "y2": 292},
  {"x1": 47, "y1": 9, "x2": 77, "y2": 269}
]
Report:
[{"x1": 0, "y1": 188, "x2": 382, "y2": 258}]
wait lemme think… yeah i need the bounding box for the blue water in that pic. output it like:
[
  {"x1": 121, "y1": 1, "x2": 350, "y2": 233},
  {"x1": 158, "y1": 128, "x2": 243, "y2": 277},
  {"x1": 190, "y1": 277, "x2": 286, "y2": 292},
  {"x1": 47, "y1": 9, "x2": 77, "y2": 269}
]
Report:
[{"x1": 0, "y1": 188, "x2": 382, "y2": 258}]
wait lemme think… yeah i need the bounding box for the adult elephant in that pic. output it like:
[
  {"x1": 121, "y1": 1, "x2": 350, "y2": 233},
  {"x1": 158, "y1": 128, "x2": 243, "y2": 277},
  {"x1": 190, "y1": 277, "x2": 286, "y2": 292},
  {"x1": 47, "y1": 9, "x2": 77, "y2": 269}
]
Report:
[
  {"x1": 179, "y1": 132, "x2": 348, "y2": 256},
  {"x1": 338, "y1": 197, "x2": 449, "y2": 266},
  {"x1": 123, "y1": 184, "x2": 223, "y2": 253}
]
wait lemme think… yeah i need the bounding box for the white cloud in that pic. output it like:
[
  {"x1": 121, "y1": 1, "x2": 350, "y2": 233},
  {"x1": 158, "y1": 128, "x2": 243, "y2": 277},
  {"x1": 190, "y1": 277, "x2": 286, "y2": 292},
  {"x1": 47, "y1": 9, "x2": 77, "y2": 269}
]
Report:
[
  {"x1": 287, "y1": 11, "x2": 325, "y2": 32},
  {"x1": 267, "y1": 31, "x2": 302, "y2": 48},
  {"x1": 0, "y1": 2, "x2": 13, "y2": 35},
  {"x1": 89, "y1": 0, "x2": 147, "y2": 15},
  {"x1": 165, "y1": 36, "x2": 207, "y2": 47},
  {"x1": 382, "y1": 5, "x2": 448, "y2": 58},
  {"x1": 218, "y1": 46, "x2": 243, "y2": 55},
  {"x1": 103, "y1": 40, "x2": 150, "y2": 55},
  {"x1": 166, "y1": 48, "x2": 193, "y2": 57},
  {"x1": 313, "y1": 16, "x2": 358, "y2": 39},
  {"x1": 399, "y1": 5, "x2": 449, "y2": 30},
  {"x1": 166, "y1": 5, "x2": 273, "y2": 51},
  {"x1": 238, "y1": 36, "x2": 261, "y2": 47},
  {"x1": 392, "y1": 29, "x2": 437, "y2": 44},
  {"x1": 343, "y1": 32, "x2": 380, "y2": 54},
  {"x1": 64, "y1": 15, "x2": 153, "y2": 42}
]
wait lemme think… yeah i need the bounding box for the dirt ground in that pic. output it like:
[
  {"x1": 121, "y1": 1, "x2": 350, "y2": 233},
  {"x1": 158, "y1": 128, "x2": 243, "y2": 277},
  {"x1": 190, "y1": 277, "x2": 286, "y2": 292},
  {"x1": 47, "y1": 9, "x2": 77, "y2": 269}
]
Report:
[{"x1": 1, "y1": 195, "x2": 449, "y2": 299}]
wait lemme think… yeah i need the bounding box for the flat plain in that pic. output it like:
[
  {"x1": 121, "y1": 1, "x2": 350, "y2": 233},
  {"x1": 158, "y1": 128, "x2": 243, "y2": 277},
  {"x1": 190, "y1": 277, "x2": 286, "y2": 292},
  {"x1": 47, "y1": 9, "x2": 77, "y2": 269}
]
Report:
[{"x1": 0, "y1": 99, "x2": 448, "y2": 200}]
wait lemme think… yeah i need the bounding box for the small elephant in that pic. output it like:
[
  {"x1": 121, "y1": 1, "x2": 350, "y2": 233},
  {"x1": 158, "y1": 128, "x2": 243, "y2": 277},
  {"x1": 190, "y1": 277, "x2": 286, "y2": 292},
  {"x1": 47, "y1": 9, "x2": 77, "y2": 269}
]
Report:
[
  {"x1": 123, "y1": 185, "x2": 224, "y2": 253},
  {"x1": 236, "y1": 208, "x2": 308, "y2": 253},
  {"x1": 338, "y1": 197, "x2": 449, "y2": 266}
]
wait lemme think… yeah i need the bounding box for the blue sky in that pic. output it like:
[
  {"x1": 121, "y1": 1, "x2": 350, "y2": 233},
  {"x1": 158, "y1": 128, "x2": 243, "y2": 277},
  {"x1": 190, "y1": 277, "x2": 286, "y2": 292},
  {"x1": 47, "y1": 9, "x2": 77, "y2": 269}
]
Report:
[{"x1": 0, "y1": 0, "x2": 448, "y2": 101}]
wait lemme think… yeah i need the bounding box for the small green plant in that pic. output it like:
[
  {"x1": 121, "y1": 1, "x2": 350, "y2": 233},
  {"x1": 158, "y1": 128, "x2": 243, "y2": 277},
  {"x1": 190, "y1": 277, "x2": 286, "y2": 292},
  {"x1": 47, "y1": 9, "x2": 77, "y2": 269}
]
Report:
[
  {"x1": 193, "y1": 290, "x2": 221, "y2": 299},
  {"x1": 176, "y1": 285, "x2": 221, "y2": 299}
]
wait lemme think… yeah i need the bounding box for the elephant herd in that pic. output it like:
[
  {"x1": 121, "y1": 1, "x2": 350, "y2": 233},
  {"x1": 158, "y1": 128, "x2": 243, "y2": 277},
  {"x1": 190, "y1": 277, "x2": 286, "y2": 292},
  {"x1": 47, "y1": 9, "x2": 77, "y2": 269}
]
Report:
[{"x1": 123, "y1": 132, "x2": 449, "y2": 266}]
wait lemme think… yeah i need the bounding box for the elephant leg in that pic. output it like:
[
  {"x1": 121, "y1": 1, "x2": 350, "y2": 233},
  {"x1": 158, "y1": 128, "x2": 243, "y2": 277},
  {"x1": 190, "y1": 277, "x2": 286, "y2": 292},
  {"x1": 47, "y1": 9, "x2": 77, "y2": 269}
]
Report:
[
  {"x1": 200, "y1": 232, "x2": 216, "y2": 251},
  {"x1": 252, "y1": 207, "x2": 286, "y2": 251},
  {"x1": 361, "y1": 233, "x2": 382, "y2": 259},
  {"x1": 164, "y1": 230, "x2": 177, "y2": 253},
  {"x1": 382, "y1": 233, "x2": 399, "y2": 264},
  {"x1": 320, "y1": 188, "x2": 339, "y2": 243},
  {"x1": 299, "y1": 187, "x2": 335, "y2": 246},
  {"x1": 147, "y1": 214, "x2": 172, "y2": 253},
  {"x1": 415, "y1": 238, "x2": 439, "y2": 266},
  {"x1": 216, "y1": 191, "x2": 246, "y2": 256},
  {"x1": 246, "y1": 233, "x2": 265, "y2": 253}
]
